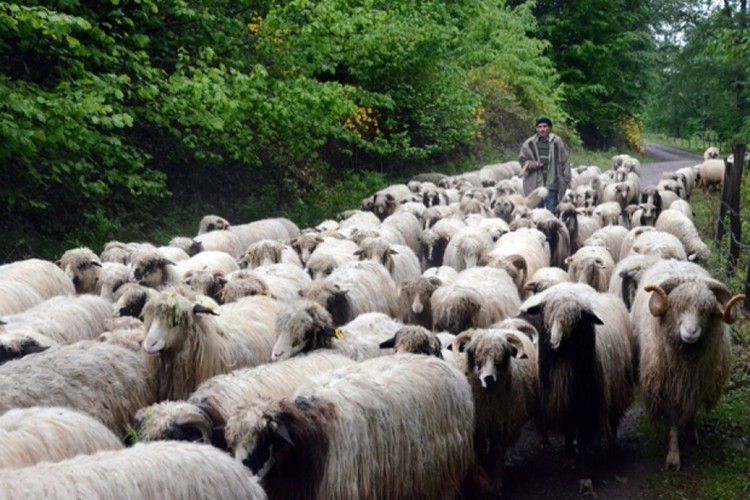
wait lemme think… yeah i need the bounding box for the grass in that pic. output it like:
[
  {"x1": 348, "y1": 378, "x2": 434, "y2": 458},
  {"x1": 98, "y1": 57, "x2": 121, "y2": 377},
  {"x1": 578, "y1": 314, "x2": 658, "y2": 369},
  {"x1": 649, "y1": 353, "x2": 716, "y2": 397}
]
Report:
[{"x1": 634, "y1": 153, "x2": 750, "y2": 498}]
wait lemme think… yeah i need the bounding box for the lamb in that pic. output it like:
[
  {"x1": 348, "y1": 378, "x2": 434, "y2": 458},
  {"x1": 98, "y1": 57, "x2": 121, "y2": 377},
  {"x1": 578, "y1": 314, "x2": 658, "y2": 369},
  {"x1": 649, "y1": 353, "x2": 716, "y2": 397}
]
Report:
[
  {"x1": 441, "y1": 225, "x2": 494, "y2": 272},
  {"x1": 354, "y1": 237, "x2": 422, "y2": 286},
  {"x1": 633, "y1": 264, "x2": 744, "y2": 470},
  {"x1": 132, "y1": 352, "x2": 354, "y2": 447},
  {"x1": 519, "y1": 283, "x2": 634, "y2": 495},
  {"x1": 129, "y1": 246, "x2": 239, "y2": 289},
  {"x1": 0, "y1": 258, "x2": 75, "y2": 303},
  {"x1": 463, "y1": 328, "x2": 538, "y2": 492},
  {"x1": 225, "y1": 354, "x2": 476, "y2": 500},
  {"x1": 238, "y1": 239, "x2": 303, "y2": 269},
  {"x1": 0, "y1": 406, "x2": 123, "y2": 468},
  {"x1": 141, "y1": 285, "x2": 280, "y2": 400},
  {"x1": 696, "y1": 159, "x2": 725, "y2": 192},
  {"x1": 0, "y1": 340, "x2": 157, "y2": 436},
  {"x1": 565, "y1": 245, "x2": 616, "y2": 292},
  {"x1": 271, "y1": 299, "x2": 402, "y2": 361},
  {"x1": 0, "y1": 441, "x2": 267, "y2": 500},
  {"x1": 303, "y1": 237, "x2": 360, "y2": 280},
  {"x1": 303, "y1": 260, "x2": 399, "y2": 326},
  {"x1": 431, "y1": 266, "x2": 520, "y2": 334},
  {"x1": 655, "y1": 208, "x2": 710, "y2": 262},
  {"x1": 0, "y1": 295, "x2": 113, "y2": 360}
]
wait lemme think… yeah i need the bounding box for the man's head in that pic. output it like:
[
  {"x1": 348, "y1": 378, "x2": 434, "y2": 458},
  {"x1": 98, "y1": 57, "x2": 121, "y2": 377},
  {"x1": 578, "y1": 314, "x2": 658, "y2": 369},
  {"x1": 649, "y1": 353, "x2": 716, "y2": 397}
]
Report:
[{"x1": 535, "y1": 116, "x2": 552, "y2": 138}]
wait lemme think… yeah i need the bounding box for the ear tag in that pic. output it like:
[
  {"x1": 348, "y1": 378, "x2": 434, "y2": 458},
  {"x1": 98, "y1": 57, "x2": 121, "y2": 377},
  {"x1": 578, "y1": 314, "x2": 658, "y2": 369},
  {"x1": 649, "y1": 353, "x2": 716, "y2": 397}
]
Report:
[{"x1": 334, "y1": 328, "x2": 345, "y2": 340}]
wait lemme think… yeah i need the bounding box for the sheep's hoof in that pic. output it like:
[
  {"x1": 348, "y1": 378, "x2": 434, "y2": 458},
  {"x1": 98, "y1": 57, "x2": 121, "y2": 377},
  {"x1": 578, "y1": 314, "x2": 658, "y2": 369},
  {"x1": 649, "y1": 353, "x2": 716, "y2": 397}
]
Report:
[
  {"x1": 578, "y1": 479, "x2": 596, "y2": 498},
  {"x1": 665, "y1": 452, "x2": 681, "y2": 471}
]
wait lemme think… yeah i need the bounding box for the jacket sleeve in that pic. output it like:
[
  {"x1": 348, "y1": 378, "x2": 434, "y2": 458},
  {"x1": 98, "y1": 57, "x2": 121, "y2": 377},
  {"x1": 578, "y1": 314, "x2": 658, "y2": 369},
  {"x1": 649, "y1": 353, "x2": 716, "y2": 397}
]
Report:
[
  {"x1": 519, "y1": 138, "x2": 533, "y2": 164},
  {"x1": 555, "y1": 137, "x2": 572, "y2": 186}
]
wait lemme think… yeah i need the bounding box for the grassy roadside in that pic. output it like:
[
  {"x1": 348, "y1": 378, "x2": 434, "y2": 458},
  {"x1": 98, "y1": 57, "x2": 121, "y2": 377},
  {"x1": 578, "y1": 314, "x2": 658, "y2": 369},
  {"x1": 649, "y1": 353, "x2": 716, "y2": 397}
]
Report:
[{"x1": 637, "y1": 166, "x2": 750, "y2": 498}]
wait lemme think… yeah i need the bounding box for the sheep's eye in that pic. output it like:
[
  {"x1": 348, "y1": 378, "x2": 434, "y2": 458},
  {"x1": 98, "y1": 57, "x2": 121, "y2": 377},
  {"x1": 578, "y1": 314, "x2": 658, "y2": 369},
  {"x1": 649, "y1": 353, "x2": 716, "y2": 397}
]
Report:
[
  {"x1": 78, "y1": 262, "x2": 89, "y2": 270},
  {"x1": 292, "y1": 339, "x2": 301, "y2": 348}
]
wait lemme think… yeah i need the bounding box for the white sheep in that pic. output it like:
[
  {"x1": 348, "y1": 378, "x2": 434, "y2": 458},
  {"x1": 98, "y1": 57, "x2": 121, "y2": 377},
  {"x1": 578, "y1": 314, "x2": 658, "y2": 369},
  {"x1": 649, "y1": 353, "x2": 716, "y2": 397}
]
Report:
[
  {"x1": 419, "y1": 216, "x2": 467, "y2": 269},
  {"x1": 225, "y1": 354, "x2": 476, "y2": 500},
  {"x1": 633, "y1": 262, "x2": 744, "y2": 470},
  {"x1": 565, "y1": 245, "x2": 616, "y2": 292},
  {"x1": 0, "y1": 281, "x2": 44, "y2": 317},
  {"x1": 141, "y1": 285, "x2": 280, "y2": 400},
  {"x1": 696, "y1": 159, "x2": 725, "y2": 192},
  {"x1": 112, "y1": 282, "x2": 158, "y2": 318},
  {"x1": 0, "y1": 258, "x2": 75, "y2": 304},
  {"x1": 583, "y1": 224, "x2": 629, "y2": 263},
  {"x1": 190, "y1": 229, "x2": 244, "y2": 258},
  {"x1": 132, "y1": 351, "x2": 355, "y2": 446},
  {"x1": 354, "y1": 237, "x2": 422, "y2": 286},
  {"x1": 0, "y1": 441, "x2": 267, "y2": 499},
  {"x1": 703, "y1": 146, "x2": 720, "y2": 160},
  {"x1": 431, "y1": 266, "x2": 520, "y2": 334},
  {"x1": 238, "y1": 239, "x2": 303, "y2": 269},
  {"x1": 625, "y1": 229, "x2": 689, "y2": 261},
  {"x1": 0, "y1": 294, "x2": 113, "y2": 360},
  {"x1": 441, "y1": 225, "x2": 494, "y2": 272},
  {"x1": 523, "y1": 266, "x2": 571, "y2": 298},
  {"x1": 520, "y1": 283, "x2": 634, "y2": 496},
  {"x1": 303, "y1": 260, "x2": 399, "y2": 326},
  {"x1": 129, "y1": 247, "x2": 238, "y2": 289},
  {"x1": 481, "y1": 227, "x2": 551, "y2": 294},
  {"x1": 0, "y1": 340, "x2": 157, "y2": 436},
  {"x1": 556, "y1": 202, "x2": 601, "y2": 255},
  {"x1": 593, "y1": 200, "x2": 624, "y2": 226},
  {"x1": 364, "y1": 183, "x2": 412, "y2": 220},
  {"x1": 0, "y1": 406, "x2": 123, "y2": 468},
  {"x1": 272, "y1": 299, "x2": 401, "y2": 361},
  {"x1": 303, "y1": 236, "x2": 360, "y2": 280},
  {"x1": 655, "y1": 208, "x2": 710, "y2": 263}
]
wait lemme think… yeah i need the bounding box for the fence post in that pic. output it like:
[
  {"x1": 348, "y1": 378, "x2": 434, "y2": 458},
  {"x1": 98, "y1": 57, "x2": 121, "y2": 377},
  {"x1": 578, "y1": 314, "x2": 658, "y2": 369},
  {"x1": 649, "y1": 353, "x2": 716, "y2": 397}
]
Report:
[{"x1": 721, "y1": 144, "x2": 745, "y2": 272}]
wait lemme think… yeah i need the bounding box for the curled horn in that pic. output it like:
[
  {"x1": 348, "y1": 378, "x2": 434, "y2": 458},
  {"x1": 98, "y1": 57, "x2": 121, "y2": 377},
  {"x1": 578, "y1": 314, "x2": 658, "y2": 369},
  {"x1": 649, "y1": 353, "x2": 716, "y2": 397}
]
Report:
[
  {"x1": 722, "y1": 294, "x2": 746, "y2": 324},
  {"x1": 644, "y1": 284, "x2": 669, "y2": 317}
]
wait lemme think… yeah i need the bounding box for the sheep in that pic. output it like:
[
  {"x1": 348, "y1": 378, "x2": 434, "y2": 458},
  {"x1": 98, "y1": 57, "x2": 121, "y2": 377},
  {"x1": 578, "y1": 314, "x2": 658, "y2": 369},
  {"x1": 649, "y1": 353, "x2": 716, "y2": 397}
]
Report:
[
  {"x1": 462, "y1": 328, "x2": 539, "y2": 492},
  {"x1": 100, "y1": 240, "x2": 135, "y2": 264},
  {"x1": 421, "y1": 204, "x2": 460, "y2": 229},
  {"x1": 441, "y1": 225, "x2": 494, "y2": 272},
  {"x1": 0, "y1": 340, "x2": 157, "y2": 436},
  {"x1": 593, "y1": 200, "x2": 624, "y2": 226},
  {"x1": 0, "y1": 441, "x2": 268, "y2": 500},
  {"x1": 519, "y1": 283, "x2": 634, "y2": 496},
  {"x1": 481, "y1": 227, "x2": 551, "y2": 294},
  {"x1": 289, "y1": 231, "x2": 325, "y2": 265},
  {"x1": 534, "y1": 216, "x2": 572, "y2": 268},
  {"x1": 696, "y1": 159, "x2": 725, "y2": 192},
  {"x1": 397, "y1": 276, "x2": 444, "y2": 328},
  {"x1": 523, "y1": 266, "x2": 571, "y2": 298},
  {"x1": 583, "y1": 224, "x2": 629, "y2": 263},
  {"x1": 619, "y1": 226, "x2": 656, "y2": 258},
  {"x1": 378, "y1": 324, "x2": 445, "y2": 357},
  {"x1": 272, "y1": 299, "x2": 402, "y2": 361},
  {"x1": 303, "y1": 260, "x2": 399, "y2": 326},
  {"x1": 303, "y1": 237, "x2": 360, "y2": 280},
  {"x1": 607, "y1": 253, "x2": 663, "y2": 310},
  {"x1": 381, "y1": 211, "x2": 423, "y2": 258},
  {"x1": 565, "y1": 245, "x2": 616, "y2": 292},
  {"x1": 55, "y1": 247, "x2": 104, "y2": 294},
  {"x1": 0, "y1": 281, "x2": 44, "y2": 317},
  {"x1": 97, "y1": 262, "x2": 131, "y2": 300},
  {"x1": 421, "y1": 264, "x2": 459, "y2": 284},
  {"x1": 95, "y1": 316, "x2": 147, "y2": 352},
  {"x1": 431, "y1": 266, "x2": 520, "y2": 334},
  {"x1": 112, "y1": 282, "x2": 158, "y2": 318},
  {"x1": 129, "y1": 247, "x2": 239, "y2": 289},
  {"x1": 225, "y1": 354, "x2": 476, "y2": 500},
  {"x1": 628, "y1": 202, "x2": 659, "y2": 228},
  {"x1": 354, "y1": 237, "x2": 422, "y2": 286},
  {"x1": 626, "y1": 229, "x2": 689, "y2": 261},
  {"x1": 0, "y1": 406, "x2": 123, "y2": 468},
  {"x1": 335, "y1": 210, "x2": 382, "y2": 239},
  {"x1": 132, "y1": 352, "x2": 355, "y2": 447},
  {"x1": 556, "y1": 202, "x2": 601, "y2": 254},
  {"x1": 419, "y1": 217, "x2": 467, "y2": 269},
  {"x1": 0, "y1": 295, "x2": 113, "y2": 359},
  {"x1": 655, "y1": 208, "x2": 710, "y2": 263},
  {"x1": 190, "y1": 229, "x2": 244, "y2": 258},
  {"x1": 141, "y1": 285, "x2": 280, "y2": 400},
  {"x1": 601, "y1": 181, "x2": 638, "y2": 212},
  {"x1": 0, "y1": 259, "x2": 74, "y2": 304},
  {"x1": 669, "y1": 198, "x2": 694, "y2": 220},
  {"x1": 238, "y1": 239, "x2": 303, "y2": 269},
  {"x1": 199, "y1": 214, "x2": 295, "y2": 243},
  {"x1": 703, "y1": 146, "x2": 720, "y2": 160},
  {"x1": 633, "y1": 265, "x2": 744, "y2": 470}
]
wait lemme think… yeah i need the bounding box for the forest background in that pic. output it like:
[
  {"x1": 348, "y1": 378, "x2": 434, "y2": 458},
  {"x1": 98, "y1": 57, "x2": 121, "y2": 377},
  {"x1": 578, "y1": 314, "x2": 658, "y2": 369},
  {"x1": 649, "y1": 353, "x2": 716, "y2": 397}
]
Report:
[{"x1": 1, "y1": 0, "x2": 748, "y2": 262}]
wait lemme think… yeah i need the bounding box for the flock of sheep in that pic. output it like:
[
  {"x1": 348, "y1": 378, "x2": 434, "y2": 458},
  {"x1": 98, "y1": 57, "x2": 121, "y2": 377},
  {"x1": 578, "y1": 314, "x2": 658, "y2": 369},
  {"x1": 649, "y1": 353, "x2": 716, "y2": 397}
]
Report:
[{"x1": 0, "y1": 146, "x2": 745, "y2": 499}]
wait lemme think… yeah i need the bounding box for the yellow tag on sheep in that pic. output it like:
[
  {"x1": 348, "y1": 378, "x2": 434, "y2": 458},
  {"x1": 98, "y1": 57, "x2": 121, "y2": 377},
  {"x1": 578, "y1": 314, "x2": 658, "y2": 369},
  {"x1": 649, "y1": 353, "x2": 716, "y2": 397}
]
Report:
[{"x1": 334, "y1": 328, "x2": 345, "y2": 340}]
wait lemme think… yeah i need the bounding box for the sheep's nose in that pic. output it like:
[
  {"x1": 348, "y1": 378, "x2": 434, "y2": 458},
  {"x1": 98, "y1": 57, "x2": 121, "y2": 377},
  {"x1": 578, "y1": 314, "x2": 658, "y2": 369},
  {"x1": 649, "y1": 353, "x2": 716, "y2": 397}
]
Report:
[{"x1": 481, "y1": 375, "x2": 496, "y2": 390}]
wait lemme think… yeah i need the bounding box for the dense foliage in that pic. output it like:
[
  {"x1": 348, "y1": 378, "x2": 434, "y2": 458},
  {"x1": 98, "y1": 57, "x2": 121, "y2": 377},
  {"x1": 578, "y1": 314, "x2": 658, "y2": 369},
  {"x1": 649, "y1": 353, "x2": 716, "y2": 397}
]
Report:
[{"x1": 0, "y1": 0, "x2": 567, "y2": 260}]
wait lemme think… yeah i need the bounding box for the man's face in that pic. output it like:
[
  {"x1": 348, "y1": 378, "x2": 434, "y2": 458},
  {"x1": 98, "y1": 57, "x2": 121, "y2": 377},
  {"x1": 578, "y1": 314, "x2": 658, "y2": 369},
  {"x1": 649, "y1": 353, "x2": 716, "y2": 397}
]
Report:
[{"x1": 536, "y1": 123, "x2": 550, "y2": 138}]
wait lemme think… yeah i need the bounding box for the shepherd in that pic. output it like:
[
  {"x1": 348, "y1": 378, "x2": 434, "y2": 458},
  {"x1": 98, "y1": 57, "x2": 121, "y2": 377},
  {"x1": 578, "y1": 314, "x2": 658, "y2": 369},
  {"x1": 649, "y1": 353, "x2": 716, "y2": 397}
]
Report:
[{"x1": 519, "y1": 116, "x2": 571, "y2": 212}]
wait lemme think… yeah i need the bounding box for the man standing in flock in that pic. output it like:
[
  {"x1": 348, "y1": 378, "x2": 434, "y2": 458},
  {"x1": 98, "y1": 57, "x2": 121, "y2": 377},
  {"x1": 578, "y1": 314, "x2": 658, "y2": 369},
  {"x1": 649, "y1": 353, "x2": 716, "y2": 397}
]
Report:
[{"x1": 519, "y1": 116, "x2": 571, "y2": 212}]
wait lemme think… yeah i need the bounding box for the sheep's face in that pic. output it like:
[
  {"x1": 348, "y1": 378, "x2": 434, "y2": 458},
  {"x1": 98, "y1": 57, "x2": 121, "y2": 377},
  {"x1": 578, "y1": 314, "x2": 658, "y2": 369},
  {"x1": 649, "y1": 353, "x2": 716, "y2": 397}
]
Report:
[
  {"x1": 133, "y1": 402, "x2": 211, "y2": 443},
  {"x1": 227, "y1": 405, "x2": 283, "y2": 478},
  {"x1": 58, "y1": 248, "x2": 102, "y2": 294},
  {"x1": 272, "y1": 302, "x2": 334, "y2": 361},
  {"x1": 382, "y1": 326, "x2": 442, "y2": 357},
  {"x1": 141, "y1": 293, "x2": 199, "y2": 353},
  {"x1": 524, "y1": 292, "x2": 602, "y2": 350},
  {"x1": 466, "y1": 332, "x2": 515, "y2": 390},
  {"x1": 650, "y1": 279, "x2": 726, "y2": 346}
]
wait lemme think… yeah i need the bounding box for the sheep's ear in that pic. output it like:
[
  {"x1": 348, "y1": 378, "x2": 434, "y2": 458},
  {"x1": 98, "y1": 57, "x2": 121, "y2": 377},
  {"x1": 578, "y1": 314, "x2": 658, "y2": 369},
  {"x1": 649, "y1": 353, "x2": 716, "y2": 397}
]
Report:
[
  {"x1": 582, "y1": 310, "x2": 603, "y2": 325},
  {"x1": 193, "y1": 304, "x2": 218, "y2": 316},
  {"x1": 274, "y1": 422, "x2": 294, "y2": 447},
  {"x1": 353, "y1": 249, "x2": 363, "y2": 257},
  {"x1": 523, "y1": 304, "x2": 544, "y2": 316},
  {"x1": 379, "y1": 337, "x2": 396, "y2": 349},
  {"x1": 504, "y1": 333, "x2": 528, "y2": 359},
  {"x1": 427, "y1": 277, "x2": 443, "y2": 287},
  {"x1": 388, "y1": 249, "x2": 399, "y2": 255},
  {"x1": 91, "y1": 260, "x2": 102, "y2": 268},
  {"x1": 158, "y1": 258, "x2": 176, "y2": 267}
]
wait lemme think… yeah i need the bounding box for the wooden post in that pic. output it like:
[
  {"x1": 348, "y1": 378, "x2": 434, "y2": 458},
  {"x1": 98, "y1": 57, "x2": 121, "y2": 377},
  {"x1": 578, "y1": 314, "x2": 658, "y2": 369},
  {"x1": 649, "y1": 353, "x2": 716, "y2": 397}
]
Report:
[{"x1": 726, "y1": 144, "x2": 745, "y2": 272}]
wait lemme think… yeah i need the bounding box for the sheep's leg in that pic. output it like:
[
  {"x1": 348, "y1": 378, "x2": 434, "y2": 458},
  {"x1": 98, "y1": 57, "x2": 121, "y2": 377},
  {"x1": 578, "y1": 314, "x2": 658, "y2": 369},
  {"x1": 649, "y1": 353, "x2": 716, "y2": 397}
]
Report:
[
  {"x1": 576, "y1": 426, "x2": 596, "y2": 497},
  {"x1": 666, "y1": 424, "x2": 681, "y2": 470}
]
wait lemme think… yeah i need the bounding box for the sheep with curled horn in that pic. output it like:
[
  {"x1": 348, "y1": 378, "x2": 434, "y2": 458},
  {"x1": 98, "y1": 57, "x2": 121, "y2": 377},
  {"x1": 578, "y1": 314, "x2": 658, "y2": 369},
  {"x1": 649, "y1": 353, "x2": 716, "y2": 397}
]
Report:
[
  {"x1": 630, "y1": 259, "x2": 744, "y2": 471},
  {"x1": 519, "y1": 283, "x2": 634, "y2": 496}
]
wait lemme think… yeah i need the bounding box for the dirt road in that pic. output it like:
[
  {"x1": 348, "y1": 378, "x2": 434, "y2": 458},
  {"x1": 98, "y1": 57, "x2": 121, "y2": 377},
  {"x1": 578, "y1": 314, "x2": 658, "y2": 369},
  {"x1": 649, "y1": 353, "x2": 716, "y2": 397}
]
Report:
[{"x1": 501, "y1": 144, "x2": 705, "y2": 499}]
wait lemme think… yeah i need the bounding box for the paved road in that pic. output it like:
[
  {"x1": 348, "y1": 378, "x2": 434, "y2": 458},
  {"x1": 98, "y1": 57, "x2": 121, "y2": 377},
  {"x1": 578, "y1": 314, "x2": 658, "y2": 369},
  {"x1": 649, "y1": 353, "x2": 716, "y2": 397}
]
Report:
[{"x1": 640, "y1": 142, "x2": 704, "y2": 188}]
